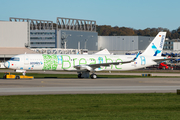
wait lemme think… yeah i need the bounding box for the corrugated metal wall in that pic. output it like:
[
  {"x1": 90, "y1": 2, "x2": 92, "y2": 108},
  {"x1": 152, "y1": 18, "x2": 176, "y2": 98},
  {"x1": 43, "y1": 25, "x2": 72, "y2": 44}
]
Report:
[
  {"x1": 173, "y1": 42, "x2": 180, "y2": 50},
  {"x1": 0, "y1": 21, "x2": 28, "y2": 47},
  {"x1": 58, "y1": 30, "x2": 98, "y2": 50},
  {"x1": 98, "y1": 36, "x2": 138, "y2": 51},
  {"x1": 138, "y1": 36, "x2": 154, "y2": 50},
  {"x1": 98, "y1": 36, "x2": 154, "y2": 51}
]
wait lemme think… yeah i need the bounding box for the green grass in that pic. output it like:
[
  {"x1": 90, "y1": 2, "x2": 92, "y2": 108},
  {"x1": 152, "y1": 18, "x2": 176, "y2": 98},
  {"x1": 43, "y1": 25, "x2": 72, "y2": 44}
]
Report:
[{"x1": 0, "y1": 93, "x2": 180, "y2": 120}]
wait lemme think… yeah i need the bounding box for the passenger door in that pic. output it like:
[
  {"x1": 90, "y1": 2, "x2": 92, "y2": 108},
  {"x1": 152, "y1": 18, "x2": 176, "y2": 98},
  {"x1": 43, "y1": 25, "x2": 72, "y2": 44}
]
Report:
[{"x1": 24, "y1": 55, "x2": 30, "y2": 69}]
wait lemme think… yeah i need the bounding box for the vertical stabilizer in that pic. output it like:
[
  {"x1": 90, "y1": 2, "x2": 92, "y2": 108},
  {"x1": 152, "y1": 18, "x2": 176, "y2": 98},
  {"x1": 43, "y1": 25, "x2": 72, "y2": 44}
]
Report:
[{"x1": 141, "y1": 32, "x2": 166, "y2": 56}]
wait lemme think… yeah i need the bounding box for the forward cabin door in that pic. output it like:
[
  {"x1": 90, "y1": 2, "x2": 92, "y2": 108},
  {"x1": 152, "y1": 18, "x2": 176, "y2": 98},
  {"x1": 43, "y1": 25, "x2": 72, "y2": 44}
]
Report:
[{"x1": 24, "y1": 55, "x2": 30, "y2": 70}]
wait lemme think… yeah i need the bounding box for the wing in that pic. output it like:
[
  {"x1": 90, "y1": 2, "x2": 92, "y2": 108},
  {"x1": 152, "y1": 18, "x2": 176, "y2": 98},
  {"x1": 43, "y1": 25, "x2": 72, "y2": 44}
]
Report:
[
  {"x1": 74, "y1": 59, "x2": 134, "y2": 72},
  {"x1": 88, "y1": 60, "x2": 133, "y2": 68},
  {"x1": 153, "y1": 57, "x2": 177, "y2": 62},
  {"x1": 74, "y1": 52, "x2": 140, "y2": 72}
]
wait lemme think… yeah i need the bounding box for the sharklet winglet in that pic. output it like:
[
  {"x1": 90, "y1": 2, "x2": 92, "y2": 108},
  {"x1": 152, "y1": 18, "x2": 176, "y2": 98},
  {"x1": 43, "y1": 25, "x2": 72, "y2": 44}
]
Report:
[{"x1": 133, "y1": 51, "x2": 140, "y2": 61}]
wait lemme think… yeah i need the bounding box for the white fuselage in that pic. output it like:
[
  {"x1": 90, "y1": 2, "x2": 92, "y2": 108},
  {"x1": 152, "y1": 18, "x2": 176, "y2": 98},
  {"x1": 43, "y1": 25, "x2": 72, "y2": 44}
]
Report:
[{"x1": 5, "y1": 54, "x2": 159, "y2": 71}]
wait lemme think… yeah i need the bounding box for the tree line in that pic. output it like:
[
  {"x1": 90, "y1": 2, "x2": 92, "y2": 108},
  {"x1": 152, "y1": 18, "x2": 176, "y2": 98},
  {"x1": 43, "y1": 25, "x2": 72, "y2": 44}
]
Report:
[{"x1": 96, "y1": 25, "x2": 180, "y2": 39}]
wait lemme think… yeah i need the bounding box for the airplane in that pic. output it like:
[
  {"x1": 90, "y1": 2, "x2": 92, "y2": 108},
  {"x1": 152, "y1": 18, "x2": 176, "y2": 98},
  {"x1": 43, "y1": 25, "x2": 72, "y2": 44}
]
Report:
[{"x1": 4, "y1": 32, "x2": 171, "y2": 79}]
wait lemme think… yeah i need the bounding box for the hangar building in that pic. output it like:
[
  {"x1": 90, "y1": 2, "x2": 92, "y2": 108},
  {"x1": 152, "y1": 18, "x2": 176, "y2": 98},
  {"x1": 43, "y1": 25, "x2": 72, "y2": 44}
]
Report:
[
  {"x1": 98, "y1": 36, "x2": 154, "y2": 51},
  {"x1": 0, "y1": 21, "x2": 30, "y2": 48},
  {"x1": 1, "y1": 17, "x2": 180, "y2": 58},
  {"x1": 9, "y1": 17, "x2": 98, "y2": 51},
  {"x1": 56, "y1": 17, "x2": 97, "y2": 51},
  {"x1": 0, "y1": 21, "x2": 36, "y2": 62}
]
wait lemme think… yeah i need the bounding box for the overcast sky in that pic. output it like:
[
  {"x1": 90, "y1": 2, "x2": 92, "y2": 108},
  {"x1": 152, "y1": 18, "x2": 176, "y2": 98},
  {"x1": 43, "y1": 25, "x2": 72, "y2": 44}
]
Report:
[{"x1": 0, "y1": 0, "x2": 179, "y2": 31}]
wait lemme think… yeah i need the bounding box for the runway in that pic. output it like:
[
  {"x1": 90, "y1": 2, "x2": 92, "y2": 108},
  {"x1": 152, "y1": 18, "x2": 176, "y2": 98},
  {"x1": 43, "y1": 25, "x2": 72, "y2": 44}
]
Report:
[{"x1": 0, "y1": 77, "x2": 180, "y2": 95}]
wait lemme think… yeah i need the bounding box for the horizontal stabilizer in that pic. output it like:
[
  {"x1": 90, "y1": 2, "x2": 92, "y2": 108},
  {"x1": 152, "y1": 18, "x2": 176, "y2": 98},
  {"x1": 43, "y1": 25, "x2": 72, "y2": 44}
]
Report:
[{"x1": 153, "y1": 57, "x2": 178, "y2": 62}]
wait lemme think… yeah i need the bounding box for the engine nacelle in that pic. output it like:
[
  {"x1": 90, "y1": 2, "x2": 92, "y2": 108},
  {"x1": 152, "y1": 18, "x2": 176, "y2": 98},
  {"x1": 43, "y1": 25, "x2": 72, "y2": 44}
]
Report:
[{"x1": 80, "y1": 65, "x2": 93, "y2": 71}]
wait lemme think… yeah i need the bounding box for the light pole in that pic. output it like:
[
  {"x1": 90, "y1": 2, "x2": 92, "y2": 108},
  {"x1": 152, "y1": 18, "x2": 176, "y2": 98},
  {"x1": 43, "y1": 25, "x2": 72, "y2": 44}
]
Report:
[
  {"x1": 84, "y1": 39, "x2": 88, "y2": 49},
  {"x1": 77, "y1": 35, "x2": 83, "y2": 52},
  {"x1": 61, "y1": 32, "x2": 71, "y2": 49},
  {"x1": 84, "y1": 35, "x2": 93, "y2": 49}
]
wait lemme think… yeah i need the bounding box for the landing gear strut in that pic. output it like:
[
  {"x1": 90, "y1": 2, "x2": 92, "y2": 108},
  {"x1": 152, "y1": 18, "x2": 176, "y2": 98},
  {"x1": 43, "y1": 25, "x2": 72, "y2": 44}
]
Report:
[
  {"x1": 77, "y1": 72, "x2": 97, "y2": 79},
  {"x1": 23, "y1": 71, "x2": 26, "y2": 76},
  {"x1": 77, "y1": 71, "x2": 89, "y2": 78},
  {"x1": 78, "y1": 73, "x2": 82, "y2": 78}
]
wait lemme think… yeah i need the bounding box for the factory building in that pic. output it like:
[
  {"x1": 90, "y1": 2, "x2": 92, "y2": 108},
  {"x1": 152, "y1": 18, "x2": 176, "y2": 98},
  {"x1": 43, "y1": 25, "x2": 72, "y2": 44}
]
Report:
[
  {"x1": 9, "y1": 17, "x2": 98, "y2": 51},
  {"x1": 0, "y1": 21, "x2": 30, "y2": 48},
  {"x1": 30, "y1": 30, "x2": 56, "y2": 48},
  {"x1": 0, "y1": 21, "x2": 37, "y2": 62},
  {"x1": 1, "y1": 17, "x2": 180, "y2": 58},
  {"x1": 98, "y1": 36, "x2": 154, "y2": 51},
  {"x1": 98, "y1": 36, "x2": 154, "y2": 54},
  {"x1": 164, "y1": 39, "x2": 180, "y2": 50},
  {"x1": 56, "y1": 17, "x2": 97, "y2": 51},
  {"x1": 57, "y1": 30, "x2": 97, "y2": 50},
  {"x1": 9, "y1": 17, "x2": 55, "y2": 48}
]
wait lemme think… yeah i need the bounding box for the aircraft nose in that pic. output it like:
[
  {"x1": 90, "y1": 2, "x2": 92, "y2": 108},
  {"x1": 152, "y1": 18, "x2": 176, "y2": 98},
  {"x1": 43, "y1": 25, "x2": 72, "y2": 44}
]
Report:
[{"x1": 4, "y1": 62, "x2": 9, "y2": 68}]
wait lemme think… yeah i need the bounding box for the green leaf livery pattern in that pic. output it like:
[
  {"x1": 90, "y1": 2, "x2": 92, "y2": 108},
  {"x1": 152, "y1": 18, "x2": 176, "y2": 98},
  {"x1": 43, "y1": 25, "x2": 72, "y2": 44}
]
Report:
[{"x1": 42, "y1": 54, "x2": 58, "y2": 70}]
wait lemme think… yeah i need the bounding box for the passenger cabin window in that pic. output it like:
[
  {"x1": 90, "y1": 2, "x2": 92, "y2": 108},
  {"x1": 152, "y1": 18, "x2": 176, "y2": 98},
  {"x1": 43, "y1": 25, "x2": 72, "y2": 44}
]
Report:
[{"x1": 9, "y1": 57, "x2": 20, "y2": 61}]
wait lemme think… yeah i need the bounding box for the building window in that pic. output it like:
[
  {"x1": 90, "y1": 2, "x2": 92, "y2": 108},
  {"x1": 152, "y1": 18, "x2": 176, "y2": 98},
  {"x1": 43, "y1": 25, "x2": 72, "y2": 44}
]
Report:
[
  {"x1": 30, "y1": 42, "x2": 55, "y2": 44},
  {"x1": 30, "y1": 37, "x2": 55, "y2": 40}
]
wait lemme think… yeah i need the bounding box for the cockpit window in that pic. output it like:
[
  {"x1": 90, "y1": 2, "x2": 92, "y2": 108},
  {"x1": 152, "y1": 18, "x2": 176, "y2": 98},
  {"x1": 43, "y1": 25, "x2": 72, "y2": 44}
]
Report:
[{"x1": 9, "y1": 57, "x2": 20, "y2": 61}]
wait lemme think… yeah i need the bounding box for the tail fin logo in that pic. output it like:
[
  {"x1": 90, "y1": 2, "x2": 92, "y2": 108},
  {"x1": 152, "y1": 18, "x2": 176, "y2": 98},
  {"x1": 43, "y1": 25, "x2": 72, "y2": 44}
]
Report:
[
  {"x1": 159, "y1": 35, "x2": 165, "y2": 48},
  {"x1": 152, "y1": 43, "x2": 161, "y2": 56}
]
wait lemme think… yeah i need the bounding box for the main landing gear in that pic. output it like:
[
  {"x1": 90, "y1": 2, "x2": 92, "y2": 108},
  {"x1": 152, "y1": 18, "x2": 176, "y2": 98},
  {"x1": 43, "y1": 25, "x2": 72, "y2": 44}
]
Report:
[
  {"x1": 78, "y1": 73, "x2": 82, "y2": 78},
  {"x1": 77, "y1": 72, "x2": 97, "y2": 79},
  {"x1": 90, "y1": 73, "x2": 97, "y2": 79}
]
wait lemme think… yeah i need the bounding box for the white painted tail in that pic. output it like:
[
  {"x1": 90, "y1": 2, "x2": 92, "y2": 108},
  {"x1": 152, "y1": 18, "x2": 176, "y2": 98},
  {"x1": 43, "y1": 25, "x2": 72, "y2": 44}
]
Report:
[{"x1": 141, "y1": 32, "x2": 166, "y2": 56}]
